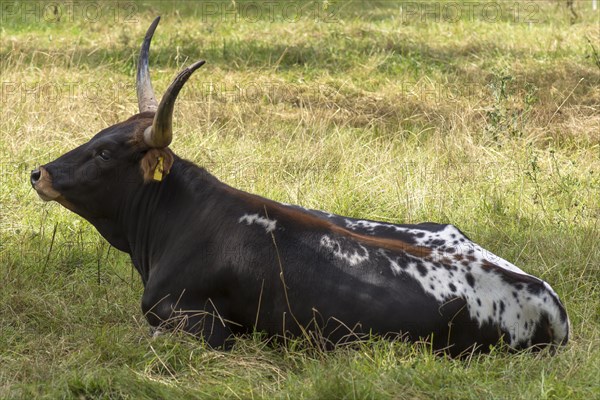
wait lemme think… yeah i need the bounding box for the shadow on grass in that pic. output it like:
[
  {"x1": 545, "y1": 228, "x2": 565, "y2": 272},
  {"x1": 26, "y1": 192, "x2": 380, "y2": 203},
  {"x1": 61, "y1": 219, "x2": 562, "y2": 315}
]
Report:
[{"x1": 3, "y1": 28, "x2": 599, "y2": 76}]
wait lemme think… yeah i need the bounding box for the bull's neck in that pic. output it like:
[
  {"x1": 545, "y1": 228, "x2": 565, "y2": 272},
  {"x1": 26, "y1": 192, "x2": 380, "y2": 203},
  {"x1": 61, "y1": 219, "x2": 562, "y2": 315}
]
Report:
[{"x1": 118, "y1": 157, "x2": 224, "y2": 284}]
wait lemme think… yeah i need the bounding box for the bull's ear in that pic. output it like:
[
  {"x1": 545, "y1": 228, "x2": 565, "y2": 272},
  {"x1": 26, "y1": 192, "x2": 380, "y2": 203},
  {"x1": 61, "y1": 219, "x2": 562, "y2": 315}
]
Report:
[{"x1": 140, "y1": 148, "x2": 174, "y2": 182}]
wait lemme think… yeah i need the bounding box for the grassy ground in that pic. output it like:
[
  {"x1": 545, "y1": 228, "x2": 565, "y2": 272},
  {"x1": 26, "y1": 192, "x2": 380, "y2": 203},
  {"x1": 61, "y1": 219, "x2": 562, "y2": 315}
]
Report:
[{"x1": 1, "y1": 0, "x2": 599, "y2": 398}]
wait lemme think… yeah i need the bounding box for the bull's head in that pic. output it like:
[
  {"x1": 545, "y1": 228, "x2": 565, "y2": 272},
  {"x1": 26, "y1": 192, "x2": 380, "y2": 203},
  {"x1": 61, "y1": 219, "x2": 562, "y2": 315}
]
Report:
[{"x1": 30, "y1": 17, "x2": 202, "y2": 250}]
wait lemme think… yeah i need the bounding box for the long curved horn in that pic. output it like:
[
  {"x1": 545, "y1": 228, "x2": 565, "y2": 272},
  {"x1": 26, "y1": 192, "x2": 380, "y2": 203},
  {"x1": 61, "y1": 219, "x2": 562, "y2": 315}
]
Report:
[
  {"x1": 137, "y1": 16, "x2": 160, "y2": 113},
  {"x1": 143, "y1": 60, "x2": 206, "y2": 148}
]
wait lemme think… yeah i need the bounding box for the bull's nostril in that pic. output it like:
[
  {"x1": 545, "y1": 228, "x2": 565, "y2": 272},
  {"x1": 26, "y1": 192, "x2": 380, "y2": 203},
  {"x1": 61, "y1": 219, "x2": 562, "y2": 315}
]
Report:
[{"x1": 30, "y1": 169, "x2": 42, "y2": 185}]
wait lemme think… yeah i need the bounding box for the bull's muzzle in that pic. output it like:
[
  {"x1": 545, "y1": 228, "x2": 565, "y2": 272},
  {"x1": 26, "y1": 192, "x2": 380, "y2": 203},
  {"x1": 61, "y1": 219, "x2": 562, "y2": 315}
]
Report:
[{"x1": 31, "y1": 167, "x2": 61, "y2": 201}]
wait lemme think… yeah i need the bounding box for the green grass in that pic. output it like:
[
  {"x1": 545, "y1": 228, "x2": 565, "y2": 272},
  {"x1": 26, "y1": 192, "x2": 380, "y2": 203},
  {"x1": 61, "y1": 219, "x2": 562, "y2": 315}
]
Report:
[{"x1": 1, "y1": 0, "x2": 599, "y2": 398}]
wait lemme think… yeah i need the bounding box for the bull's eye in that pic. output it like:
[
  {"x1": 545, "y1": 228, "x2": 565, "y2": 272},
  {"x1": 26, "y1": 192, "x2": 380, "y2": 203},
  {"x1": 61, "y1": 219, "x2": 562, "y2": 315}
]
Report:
[{"x1": 98, "y1": 150, "x2": 111, "y2": 161}]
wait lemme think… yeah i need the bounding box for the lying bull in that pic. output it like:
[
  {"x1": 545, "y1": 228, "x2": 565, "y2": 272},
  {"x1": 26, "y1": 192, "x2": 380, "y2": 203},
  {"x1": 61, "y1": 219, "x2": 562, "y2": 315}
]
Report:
[{"x1": 31, "y1": 17, "x2": 569, "y2": 356}]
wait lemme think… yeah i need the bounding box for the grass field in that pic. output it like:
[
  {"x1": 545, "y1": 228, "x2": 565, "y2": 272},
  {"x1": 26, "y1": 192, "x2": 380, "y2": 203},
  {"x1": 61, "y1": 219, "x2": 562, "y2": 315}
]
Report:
[{"x1": 1, "y1": 0, "x2": 599, "y2": 398}]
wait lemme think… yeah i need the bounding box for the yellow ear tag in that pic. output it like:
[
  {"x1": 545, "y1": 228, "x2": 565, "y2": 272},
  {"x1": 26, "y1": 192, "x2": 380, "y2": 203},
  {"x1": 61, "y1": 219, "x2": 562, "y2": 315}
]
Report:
[{"x1": 153, "y1": 156, "x2": 164, "y2": 181}]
